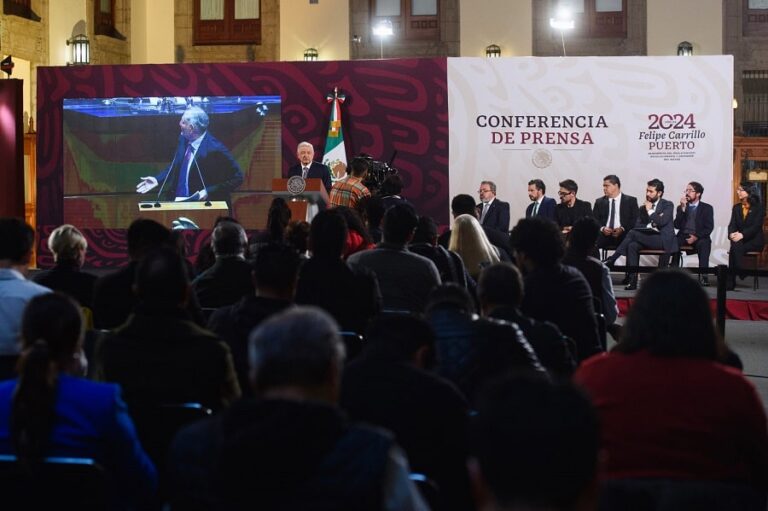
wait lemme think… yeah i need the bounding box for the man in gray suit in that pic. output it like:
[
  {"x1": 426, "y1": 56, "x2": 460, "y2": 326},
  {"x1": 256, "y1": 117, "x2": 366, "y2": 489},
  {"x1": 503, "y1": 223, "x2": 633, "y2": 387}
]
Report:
[{"x1": 604, "y1": 178, "x2": 677, "y2": 290}]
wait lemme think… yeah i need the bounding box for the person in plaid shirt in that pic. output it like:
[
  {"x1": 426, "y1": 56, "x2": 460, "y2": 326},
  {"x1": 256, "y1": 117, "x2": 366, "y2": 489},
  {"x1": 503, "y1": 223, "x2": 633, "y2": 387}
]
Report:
[{"x1": 329, "y1": 156, "x2": 371, "y2": 209}]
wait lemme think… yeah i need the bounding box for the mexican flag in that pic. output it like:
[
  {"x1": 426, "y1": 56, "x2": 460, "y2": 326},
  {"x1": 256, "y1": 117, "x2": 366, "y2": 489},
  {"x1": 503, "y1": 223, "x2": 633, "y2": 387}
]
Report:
[{"x1": 323, "y1": 87, "x2": 348, "y2": 182}]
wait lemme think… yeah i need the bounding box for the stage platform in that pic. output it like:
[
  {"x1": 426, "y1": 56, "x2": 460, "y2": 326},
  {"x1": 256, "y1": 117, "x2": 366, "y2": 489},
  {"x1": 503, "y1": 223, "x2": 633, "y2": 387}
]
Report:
[{"x1": 613, "y1": 275, "x2": 768, "y2": 321}]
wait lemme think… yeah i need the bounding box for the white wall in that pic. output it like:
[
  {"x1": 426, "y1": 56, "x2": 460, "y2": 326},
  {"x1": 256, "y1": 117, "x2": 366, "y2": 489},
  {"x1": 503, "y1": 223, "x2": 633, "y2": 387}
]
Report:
[
  {"x1": 132, "y1": 0, "x2": 175, "y2": 64},
  {"x1": 647, "y1": 0, "x2": 722, "y2": 56},
  {"x1": 460, "y1": 0, "x2": 532, "y2": 57},
  {"x1": 280, "y1": 0, "x2": 350, "y2": 61}
]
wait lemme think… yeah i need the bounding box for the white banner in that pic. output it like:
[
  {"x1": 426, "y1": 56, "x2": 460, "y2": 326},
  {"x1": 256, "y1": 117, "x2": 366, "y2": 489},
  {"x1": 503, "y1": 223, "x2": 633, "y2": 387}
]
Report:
[{"x1": 448, "y1": 56, "x2": 733, "y2": 266}]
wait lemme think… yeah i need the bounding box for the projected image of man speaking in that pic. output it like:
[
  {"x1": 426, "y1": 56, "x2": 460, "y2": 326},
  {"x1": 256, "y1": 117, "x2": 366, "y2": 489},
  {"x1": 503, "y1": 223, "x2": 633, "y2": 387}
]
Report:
[{"x1": 136, "y1": 106, "x2": 243, "y2": 205}]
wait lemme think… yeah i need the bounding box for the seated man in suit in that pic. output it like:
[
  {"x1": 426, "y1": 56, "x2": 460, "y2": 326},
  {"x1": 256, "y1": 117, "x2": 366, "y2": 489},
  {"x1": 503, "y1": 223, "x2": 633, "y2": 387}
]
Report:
[
  {"x1": 593, "y1": 174, "x2": 639, "y2": 284},
  {"x1": 525, "y1": 179, "x2": 557, "y2": 222},
  {"x1": 476, "y1": 180, "x2": 510, "y2": 233},
  {"x1": 287, "y1": 141, "x2": 332, "y2": 194},
  {"x1": 441, "y1": 194, "x2": 513, "y2": 261},
  {"x1": 555, "y1": 179, "x2": 593, "y2": 235},
  {"x1": 673, "y1": 181, "x2": 714, "y2": 286},
  {"x1": 136, "y1": 106, "x2": 243, "y2": 205},
  {"x1": 604, "y1": 179, "x2": 678, "y2": 290}
]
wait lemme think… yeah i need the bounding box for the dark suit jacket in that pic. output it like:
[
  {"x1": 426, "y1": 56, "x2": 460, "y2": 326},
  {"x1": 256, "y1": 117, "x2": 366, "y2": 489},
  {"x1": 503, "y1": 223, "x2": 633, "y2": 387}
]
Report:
[
  {"x1": 635, "y1": 198, "x2": 677, "y2": 253},
  {"x1": 32, "y1": 261, "x2": 97, "y2": 308},
  {"x1": 192, "y1": 256, "x2": 254, "y2": 308},
  {"x1": 476, "y1": 199, "x2": 511, "y2": 232},
  {"x1": 287, "y1": 161, "x2": 332, "y2": 194},
  {"x1": 525, "y1": 196, "x2": 557, "y2": 221},
  {"x1": 728, "y1": 202, "x2": 766, "y2": 248},
  {"x1": 593, "y1": 194, "x2": 639, "y2": 233},
  {"x1": 155, "y1": 133, "x2": 243, "y2": 202},
  {"x1": 674, "y1": 201, "x2": 714, "y2": 241}
]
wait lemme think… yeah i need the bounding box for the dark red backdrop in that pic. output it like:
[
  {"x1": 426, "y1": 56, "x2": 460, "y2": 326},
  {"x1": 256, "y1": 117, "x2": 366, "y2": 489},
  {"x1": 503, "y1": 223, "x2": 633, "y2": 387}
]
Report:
[{"x1": 36, "y1": 58, "x2": 449, "y2": 268}]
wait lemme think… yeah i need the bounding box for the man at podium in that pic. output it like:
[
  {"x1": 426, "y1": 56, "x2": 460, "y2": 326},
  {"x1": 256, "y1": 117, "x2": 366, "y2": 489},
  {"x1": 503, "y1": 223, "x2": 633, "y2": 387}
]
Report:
[
  {"x1": 135, "y1": 106, "x2": 243, "y2": 204},
  {"x1": 287, "y1": 141, "x2": 332, "y2": 194}
]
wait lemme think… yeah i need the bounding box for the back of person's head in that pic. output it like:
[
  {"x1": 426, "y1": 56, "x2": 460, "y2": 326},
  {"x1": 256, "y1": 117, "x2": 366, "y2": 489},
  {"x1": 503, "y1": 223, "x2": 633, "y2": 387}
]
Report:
[
  {"x1": 451, "y1": 194, "x2": 477, "y2": 217},
  {"x1": 309, "y1": 209, "x2": 348, "y2": 259},
  {"x1": 252, "y1": 243, "x2": 301, "y2": 294},
  {"x1": 267, "y1": 198, "x2": 291, "y2": 241},
  {"x1": 212, "y1": 220, "x2": 248, "y2": 257},
  {"x1": 449, "y1": 214, "x2": 500, "y2": 277},
  {"x1": 349, "y1": 156, "x2": 369, "y2": 178},
  {"x1": 509, "y1": 217, "x2": 564, "y2": 267},
  {"x1": 364, "y1": 314, "x2": 436, "y2": 367},
  {"x1": 248, "y1": 306, "x2": 344, "y2": 399},
  {"x1": 47, "y1": 224, "x2": 87, "y2": 263},
  {"x1": 379, "y1": 174, "x2": 404, "y2": 196},
  {"x1": 134, "y1": 247, "x2": 189, "y2": 307},
  {"x1": 127, "y1": 218, "x2": 171, "y2": 261},
  {"x1": 426, "y1": 283, "x2": 474, "y2": 314},
  {"x1": 471, "y1": 374, "x2": 599, "y2": 511},
  {"x1": 569, "y1": 217, "x2": 601, "y2": 254},
  {"x1": 617, "y1": 269, "x2": 718, "y2": 359},
  {"x1": 284, "y1": 220, "x2": 310, "y2": 253},
  {"x1": 477, "y1": 262, "x2": 524, "y2": 311},
  {"x1": 336, "y1": 206, "x2": 373, "y2": 244},
  {"x1": 359, "y1": 196, "x2": 385, "y2": 229},
  {"x1": 412, "y1": 215, "x2": 438, "y2": 245},
  {"x1": 382, "y1": 203, "x2": 418, "y2": 245},
  {"x1": 13, "y1": 293, "x2": 84, "y2": 465},
  {"x1": 0, "y1": 217, "x2": 35, "y2": 264}
]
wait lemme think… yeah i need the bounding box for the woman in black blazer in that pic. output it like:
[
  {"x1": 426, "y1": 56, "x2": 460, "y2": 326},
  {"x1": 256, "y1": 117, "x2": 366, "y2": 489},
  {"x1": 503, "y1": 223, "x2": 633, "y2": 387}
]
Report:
[{"x1": 727, "y1": 182, "x2": 765, "y2": 289}]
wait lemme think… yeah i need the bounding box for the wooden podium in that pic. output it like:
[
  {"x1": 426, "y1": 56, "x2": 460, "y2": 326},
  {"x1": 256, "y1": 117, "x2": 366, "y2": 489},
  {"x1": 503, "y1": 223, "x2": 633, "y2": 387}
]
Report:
[
  {"x1": 272, "y1": 178, "x2": 329, "y2": 222},
  {"x1": 137, "y1": 201, "x2": 229, "y2": 229}
]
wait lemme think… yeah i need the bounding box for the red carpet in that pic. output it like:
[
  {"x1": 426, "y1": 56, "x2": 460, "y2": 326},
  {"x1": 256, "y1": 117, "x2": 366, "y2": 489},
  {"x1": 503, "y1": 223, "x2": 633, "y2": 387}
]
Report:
[{"x1": 617, "y1": 298, "x2": 768, "y2": 321}]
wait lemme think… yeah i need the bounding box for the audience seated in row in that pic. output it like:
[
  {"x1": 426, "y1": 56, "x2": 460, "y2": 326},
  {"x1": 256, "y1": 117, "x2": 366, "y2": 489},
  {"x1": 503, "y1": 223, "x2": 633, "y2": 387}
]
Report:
[
  {"x1": 439, "y1": 194, "x2": 513, "y2": 262},
  {"x1": 167, "y1": 306, "x2": 429, "y2": 511},
  {"x1": 409, "y1": 215, "x2": 470, "y2": 291}
]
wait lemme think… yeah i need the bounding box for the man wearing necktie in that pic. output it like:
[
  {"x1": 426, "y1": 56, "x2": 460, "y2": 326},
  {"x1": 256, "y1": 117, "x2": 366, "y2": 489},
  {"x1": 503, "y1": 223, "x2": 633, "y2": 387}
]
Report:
[
  {"x1": 476, "y1": 180, "x2": 511, "y2": 233},
  {"x1": 286, "y1": 141, "x2": 332, "y2": 194},
  {"x1": 524, "y1": 179, "x2": 556, "y2": 222},
  {"x1": 603, "y1": 179, "x2": 677, "y2": 290},
  {"x1": 673, "y1": 181, "x2": 714, "y2": 285},
  {"x1": 136, "y1": 106, "x2": 243, "y2": 206}
]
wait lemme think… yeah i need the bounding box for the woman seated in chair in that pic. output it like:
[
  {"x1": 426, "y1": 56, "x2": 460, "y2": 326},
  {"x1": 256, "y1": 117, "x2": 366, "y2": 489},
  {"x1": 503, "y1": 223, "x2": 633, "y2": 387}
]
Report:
[
  {"x1": 449, "y1": 214, "x2": 500, "y2": 280},
  {"x1": 0, "y1": 293, "x2": 157, "y2": 507},
  {"x1": 575, "y1": 270, "x2": 768, "y2": 492},
  {"x1": 727, "y1": 182, "x2": 765, "y2": 290}
]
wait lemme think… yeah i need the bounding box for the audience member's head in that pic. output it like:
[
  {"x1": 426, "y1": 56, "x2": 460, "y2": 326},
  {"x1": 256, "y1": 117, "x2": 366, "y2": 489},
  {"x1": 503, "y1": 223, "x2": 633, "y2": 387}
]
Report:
[
  {"x1": 568, "y1": 216, "x2": 601, "y2": 255},
  {"x1": 212, "y1": 220, "x2": 248, "y2": 258},
  {"x1": 382, "y1": 203, "x2": 418, "y2": 245},
  {"x1": 509, "y1": 217, "x2": 564, "y2": 269},
  {"x1": 252, "y1": 243, "x2": 301, "y2": 299},
  {"x1": 358, "y1": 196, "x2": 386, "y2": 231},
  {"x1": 0, "y1": 218, "x2": 35, "y2": 266},
  {"x1": 379, "y1": 174, "x2": 405, "y2": 197},
  {"x1": 364, "y1": 314, "x2": 436, "y2": 368},
  {"x1": 336, "y1": 206, "x2": 373, "y2": 245},
  {"x1": 248, "y1": 306, "x2": 344, "y2": 402},
  {"x1": 14, "y1": 293, "x2": 85, "y2": 464},
  {"x1": 426, "y1": 283, "x2": 474, "y2": 315},
  {"x1": 47, "y1": 224, "x2": 88, "y2": 266},
  {"x1": 134, "y1": 247, "x2": 189, "y2": 308},
  {"x1": 616, "y1": 269, "x2": 719, "y2": 360},
  {"x1": 349, "y1": 156, "x2": 370, "y2": 178},
  {"x1": 451, "y1": 194, "x2": 478, "y2": 218},
  {"x1": 449, "y1": 214, "x2": 500, "y2": 278},
  {"x1": 284, "y1": 220, "x2": 310, "y2": 254},
  {"x1": 477, "y1": 262, "x2": 524, "y2": 314},
  {"x1": 309, "y1": 209, "x2": 348, "y2": 259},
  {"x1": 126, "y1": 218, "x2": 171, "y2": 261},
  {"x1": 267, "y1": 197, "x2": 292, "y2": 242},
  {"x1": 412, "y1": 215, "x2": 439, "y2": 245},
  {"x1": 470, "y1": 374, "x2": 599, "y2": 511}
]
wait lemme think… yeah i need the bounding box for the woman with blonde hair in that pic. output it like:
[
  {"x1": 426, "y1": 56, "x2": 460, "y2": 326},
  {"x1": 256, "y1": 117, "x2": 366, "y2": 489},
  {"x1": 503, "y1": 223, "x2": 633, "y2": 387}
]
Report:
[
  {"x1": 449, "y1": 214, "x2": 500, "y2": 279},
  {"x1": 33, "y1": 224, "x2": 96, "y2": 308}
]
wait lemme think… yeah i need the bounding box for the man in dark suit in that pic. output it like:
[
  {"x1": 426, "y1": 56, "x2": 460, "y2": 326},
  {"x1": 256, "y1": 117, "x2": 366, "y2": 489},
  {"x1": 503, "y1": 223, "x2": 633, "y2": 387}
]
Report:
[
  {"x1": 673, "y1": 181, "x2": 714, "y2": 285},
  {"x1": 476, "y1": 180, "x2": 511, "y2": 233},
  {"x1": 440, "y1": 194, "x2": 513, "y2": 261},
  {"x1": 136, "y1": 106, "x2": 243, "y2": 206},
  {"x1": 592, "y1": 174, "x2": 639, "y2": 251},
  {"x1": 287, "y1": 141, "x2": 332, "y2": 194},
  {"x1": 525, "y1": 179, "x2": 557, "y2": 222},
  {"x1": 554, "y1": 179, "x2": 593, "y2": 235},
  {"x1": 604, "y1": 179, "x2": 678, "y2": 290}
]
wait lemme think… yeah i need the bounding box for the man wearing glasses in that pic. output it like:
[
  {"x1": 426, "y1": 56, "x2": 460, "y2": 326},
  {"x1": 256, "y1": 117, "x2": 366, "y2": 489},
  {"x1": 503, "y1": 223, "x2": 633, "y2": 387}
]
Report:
[
  {"x1": 476, "y1": 181, "x2": 511, "y2": 233},
  {"x1": 673, "y1": 181, "x2": 714, "y2": 285},
  {"x1": 555, "y1": 179, "x2": 593, "y2": 235}
]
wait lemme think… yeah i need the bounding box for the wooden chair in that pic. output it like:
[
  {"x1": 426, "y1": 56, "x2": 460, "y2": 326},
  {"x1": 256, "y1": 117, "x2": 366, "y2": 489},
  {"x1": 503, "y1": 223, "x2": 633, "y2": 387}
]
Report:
[{"x1": 0, "y1": 455, "x2": 108, "y2": 510}]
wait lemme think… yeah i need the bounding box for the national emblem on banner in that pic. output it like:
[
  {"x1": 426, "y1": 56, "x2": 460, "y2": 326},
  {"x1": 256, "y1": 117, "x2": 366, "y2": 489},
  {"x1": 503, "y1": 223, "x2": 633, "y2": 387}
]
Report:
[{"x1": 323, "y1": 87, "x2": 349, "y2": 182}]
